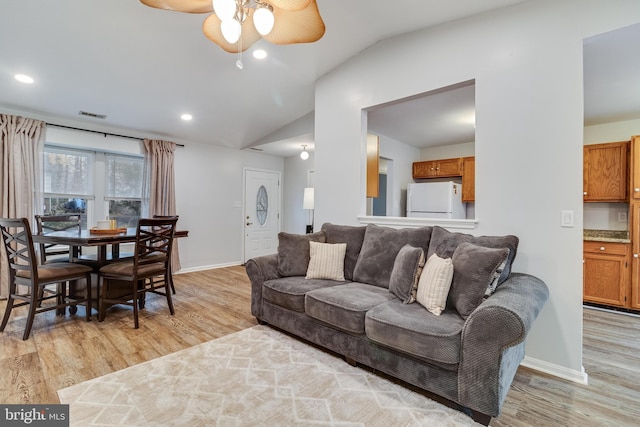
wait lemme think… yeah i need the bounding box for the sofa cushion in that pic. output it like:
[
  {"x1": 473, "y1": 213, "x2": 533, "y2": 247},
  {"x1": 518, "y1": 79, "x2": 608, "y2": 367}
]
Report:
[
  {"x1": 353, "y1": 224, "x2": 432, "y2": 288},
  {"x1": 321, "y1": 223, "x2": 367, "y2": 281},
  {"x1": 427, "y1": 226, "x2": 518, "y2": 286},
  {"x1": 306, "y1": 241, "x2": 347, "y2": 281},
  {"x1": 365, "y1": 299, "x2": 464, "y2": 367},
  {"x1": 449, "y1": 242, "x2": 510, "y2": 319},
  {"x1": 416, "y1": 253, "x2": 454, "y2": 316},
  {"x1": 277, "y1": 231, "x2": 326, "y2": 277},
  {"x1": 305, "y1": 283, "x2": 396, "y2": 334},
  {"x1": 388, "y1": 244, "x2": 425, "y2": 304},
  {"x1": 263, "y1": 277, "x2": 344, "y2": 312}
]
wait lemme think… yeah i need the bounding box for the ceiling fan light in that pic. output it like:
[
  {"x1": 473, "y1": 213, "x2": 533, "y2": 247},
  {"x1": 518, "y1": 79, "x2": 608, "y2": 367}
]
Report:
[
  {"x1": 221, "y1": 19, "x2": 242, "y2": 43},
  {"x1": 253, "y1": 5, "x2": 274, "y2": 36},
  {"x1": 213, "y1": 0, "x2": 237, "y2": 21}
]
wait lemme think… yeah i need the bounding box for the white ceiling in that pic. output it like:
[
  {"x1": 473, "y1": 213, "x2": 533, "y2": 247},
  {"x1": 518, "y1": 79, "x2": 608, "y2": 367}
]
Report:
[{"x1": 1, "y1": 1, "x2": 638, "y2": 158}]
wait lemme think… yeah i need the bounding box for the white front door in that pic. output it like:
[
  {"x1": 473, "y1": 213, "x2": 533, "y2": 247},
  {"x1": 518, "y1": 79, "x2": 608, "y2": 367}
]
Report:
[{"x1": 244, "y1": 169, "x2": 280, "y2": 262}]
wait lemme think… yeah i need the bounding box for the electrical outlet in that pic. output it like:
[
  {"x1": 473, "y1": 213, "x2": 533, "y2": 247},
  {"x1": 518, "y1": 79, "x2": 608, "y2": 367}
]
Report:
[{"x1": 618, "y1": 212, "x2": 627, "y2": 222}]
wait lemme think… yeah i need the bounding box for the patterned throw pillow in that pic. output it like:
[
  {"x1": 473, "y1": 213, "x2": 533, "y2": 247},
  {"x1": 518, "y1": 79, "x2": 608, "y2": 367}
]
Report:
[
  {"x1": 416, "y1": 253, "x2": 454, "y2": 316},
  {"x1": 306, "y1": 241, "x2": 347, "y2": 281},
  {"x1": 388, "y1": 244, "x2": 426, "y2": 304},
  {"x1": 449, "y1": 242, "x2": 510, "y2": 319}
]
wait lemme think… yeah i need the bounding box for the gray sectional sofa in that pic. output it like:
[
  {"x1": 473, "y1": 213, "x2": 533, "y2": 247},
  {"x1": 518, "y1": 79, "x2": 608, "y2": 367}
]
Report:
[{"x1": 245, "y1": 223, "x2": 549, "y2": 424}]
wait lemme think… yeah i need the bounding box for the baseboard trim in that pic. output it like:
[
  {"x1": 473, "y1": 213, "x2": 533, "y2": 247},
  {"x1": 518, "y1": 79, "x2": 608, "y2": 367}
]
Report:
[
  {"x1": 521, "y1": 356, "x2": 588, "y2": 385},
  {"x1": 176, "y1": 262, "x2": 242, "y2": 274}
]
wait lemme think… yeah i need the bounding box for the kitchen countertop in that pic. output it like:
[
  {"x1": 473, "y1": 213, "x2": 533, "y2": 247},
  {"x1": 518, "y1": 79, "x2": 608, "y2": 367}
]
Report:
[{"x1": 584, "y1": 229, "x2": 631, "y2": 243}]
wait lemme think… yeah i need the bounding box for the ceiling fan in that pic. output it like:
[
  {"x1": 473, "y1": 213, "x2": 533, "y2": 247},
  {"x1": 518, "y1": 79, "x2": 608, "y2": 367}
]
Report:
[{"x1": 140, "y1": 0, "x2": 325, "y2": 53}]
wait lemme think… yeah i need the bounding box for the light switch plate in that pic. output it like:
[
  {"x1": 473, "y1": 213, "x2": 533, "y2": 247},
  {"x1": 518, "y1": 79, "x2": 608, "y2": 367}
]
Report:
[{"x1": 561, "y1": 210, "x2": 574, "y2": 228}]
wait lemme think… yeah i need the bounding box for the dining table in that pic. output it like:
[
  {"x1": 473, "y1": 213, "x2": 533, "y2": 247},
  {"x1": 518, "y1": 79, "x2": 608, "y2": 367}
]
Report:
[
  {"x1": 32, "y1": 227, "x2": 189, "y2": 267},
  {"x1": 32, "y1": 227, "x2": 189, "y2": 306}
]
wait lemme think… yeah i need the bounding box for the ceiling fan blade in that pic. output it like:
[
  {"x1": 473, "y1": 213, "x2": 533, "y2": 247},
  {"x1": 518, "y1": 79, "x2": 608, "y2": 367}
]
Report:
[
  {"x1": 266, "y1": 0, "x2": 311, "y2": 12},
  {"x1": 203, "y1": 12, "x2": 261, "y2": 53},
  {"x1": 140, "y1": 0, "x2": 213, "y2": 13},
  {"x1": 263, "y1": 0, "x2": 325, "y2": 45}
]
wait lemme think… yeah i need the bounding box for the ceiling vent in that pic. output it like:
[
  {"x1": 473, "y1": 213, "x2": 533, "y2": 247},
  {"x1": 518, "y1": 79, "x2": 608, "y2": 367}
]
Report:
[{"x1": 78, "y1": 110, "x2": 107, "y2": 119}]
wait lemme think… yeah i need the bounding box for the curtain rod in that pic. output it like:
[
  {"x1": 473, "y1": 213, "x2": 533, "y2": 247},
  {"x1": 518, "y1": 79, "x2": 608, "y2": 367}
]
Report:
[{"x1": 46, "y1": 123, "x2": 185, "y2": 147}]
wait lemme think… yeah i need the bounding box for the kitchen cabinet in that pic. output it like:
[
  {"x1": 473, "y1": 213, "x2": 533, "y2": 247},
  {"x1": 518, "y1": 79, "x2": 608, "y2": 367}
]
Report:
[
  {"x1": 413, "y1": 157, "x2": 462, "y2": 179},
  {"x1": 367, "y1": 133, "x2": 379, "y2": 198},
  {"x1": 583, "y1": 141, "x2": 629, "y2": 202},
  {"x1": 583, "y1": 241, "x2": 630, "y2": 307},
  {"x1": 630, "y1": 136, "x2": 640, "y2": 200},
  {"x1": 629, "y1": 202, "x2": 640, "y2": 309},
  {"x1": 462, "y1": 156, "x2": 475, "y2": 202}
]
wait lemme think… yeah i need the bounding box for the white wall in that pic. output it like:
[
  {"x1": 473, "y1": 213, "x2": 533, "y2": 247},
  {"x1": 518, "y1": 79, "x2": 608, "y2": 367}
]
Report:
[
  {"x1": 584, "y1": 118, "x2": 640, "y2": 145},
  {"x1": 314, "y1": 0, "x2": 640, "y2": 381},
  {"x1": 283, "y1": 152, "x2": 315, "y2": 233},
  {"x1": 41, "y1": 121, "x2": 285, "y2": 272},
  {"x1": 174, "y1": 142, "x2": 283, "y2": 270},
  {"x1": 420, "y1": 141, "x2": 475, "y2": 160},
  {"x1": 378, "y1": 134, "x2": 420, "y2": 217}
]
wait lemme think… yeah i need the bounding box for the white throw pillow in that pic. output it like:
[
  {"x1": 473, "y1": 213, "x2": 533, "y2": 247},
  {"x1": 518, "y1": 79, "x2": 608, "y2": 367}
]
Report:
[
  {"x1": 416, "y1": 253, "x2": 454, "y2": 315},
  {"x1": 306, "y1": 241, "x2": 347, "y2": 281}
]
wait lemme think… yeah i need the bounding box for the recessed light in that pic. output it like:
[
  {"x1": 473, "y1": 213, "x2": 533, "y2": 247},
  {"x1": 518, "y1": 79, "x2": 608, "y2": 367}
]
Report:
[
  {"x1": 253, "y1": 49, "x2": 267, "y2": 60},
  {"x1": 15, "y1": 74, "x2": 34, "y2": 84},
  {"x1": 181, "y1": 114, "x2": 193, "y2": 121}
]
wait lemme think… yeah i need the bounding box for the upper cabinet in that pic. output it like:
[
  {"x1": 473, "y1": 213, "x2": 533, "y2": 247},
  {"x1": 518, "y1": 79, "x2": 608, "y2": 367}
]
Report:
[
  {"x1": 413, "y1": 156, "x2": 475, "y2": 202},
  {"x1": 631, "y1": 136, "x2": 640, "y2": 201},
  {"x1": 462, "y1": 156, "x2": 475, "y2": 203},
  {"x1": 413, "y1": 157, "x2": 463, "y2": 179},
  {"x1": 366, "y1": 134, "x2": 380, "y2": 198},
  {"x1": 583, "y1": 141, "x2": 629, "y2": 202}
]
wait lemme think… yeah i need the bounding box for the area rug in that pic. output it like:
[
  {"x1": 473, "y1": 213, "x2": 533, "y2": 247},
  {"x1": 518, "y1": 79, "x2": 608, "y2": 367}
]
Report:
[{"x1": 58, "y1": 326, "x2": 480, "y2": 426}]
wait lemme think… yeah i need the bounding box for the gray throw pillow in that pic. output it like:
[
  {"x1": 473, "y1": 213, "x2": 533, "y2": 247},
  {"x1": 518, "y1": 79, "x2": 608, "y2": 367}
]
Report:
[
  {"x1": 388, "y1": 244, "x2": 425, "y2": 303},
  {"x1": 449, "y1": 242, "x2": 509, "y2": 319},
  {"x1": 321, "y1": 223, "x2": 367, "y2": 281},
  {"x1": 352, "y1": 224, "x2": 432, "y2": 288},
  {"x1": 277, "y1": 231, "x2": 326, "y2": 277},
  {"x1": 427, "y1": 226, "x2": 518, "y2": 286}
]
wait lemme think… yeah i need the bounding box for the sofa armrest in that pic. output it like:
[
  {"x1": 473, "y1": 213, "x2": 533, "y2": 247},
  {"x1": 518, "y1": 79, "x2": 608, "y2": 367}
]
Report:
[
  {"x1": 458, "y1": 273, "x2": 549, "y2": 416},
  {"x1": 245, "y1": 253, "x2": 280, "y2": 318}
]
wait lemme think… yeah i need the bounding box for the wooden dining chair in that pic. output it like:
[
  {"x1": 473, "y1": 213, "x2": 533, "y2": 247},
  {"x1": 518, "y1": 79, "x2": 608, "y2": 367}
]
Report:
[
  {"x1": 153, "y1": 214, "x2": 179, "y2": 294},
  {"x1": 34, "y1": 214, "x2": 88, "y2": 315},
  {"x1": 97, "y1": 217, "x2": 178, "y2": 328},
  {"x1": 34, "y1": 214, "x2": 82, "y2": 264},
  {"x1": 0, "y1": 218, "x2": 93, "y2": 340}
]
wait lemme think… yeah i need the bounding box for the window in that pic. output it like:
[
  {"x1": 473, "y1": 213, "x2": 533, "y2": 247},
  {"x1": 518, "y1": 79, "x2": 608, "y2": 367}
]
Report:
[
  {"x1": 105, "y1": 154, "x2": 144, "y2": 228},
  {"x1": 43, "y1": 146, "x2": 144, "y2": 228},
  {"x1": 43, "y1": 147, "x2": 94, "y2": 228}
]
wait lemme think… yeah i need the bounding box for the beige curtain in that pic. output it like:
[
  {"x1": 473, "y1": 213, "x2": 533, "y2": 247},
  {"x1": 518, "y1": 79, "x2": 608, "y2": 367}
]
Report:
[
  {"x1": 0, "y1": 115, "x2": 45, "y2": 298},
  {"x1": 143, "y1": 139, "x2": 181, "y2": 272}
]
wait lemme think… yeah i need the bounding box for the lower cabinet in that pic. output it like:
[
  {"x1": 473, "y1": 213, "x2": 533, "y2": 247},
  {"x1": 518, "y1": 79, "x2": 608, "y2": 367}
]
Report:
[
  {"x1": 583, "y1": 241, "x2": 630, "y2": 307},
  {"x1": 630, "y1": 202, "x2": 640, "y2": 309}
]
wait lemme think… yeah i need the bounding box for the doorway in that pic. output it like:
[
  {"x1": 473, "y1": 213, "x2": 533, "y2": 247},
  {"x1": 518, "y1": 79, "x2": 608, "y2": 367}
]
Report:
[
  {"x1": 372, "y1": 173, "x2": 387, "y2": 216},
  {"x1": 243, "y1": 168, "x2": 281, "y2": 263}
]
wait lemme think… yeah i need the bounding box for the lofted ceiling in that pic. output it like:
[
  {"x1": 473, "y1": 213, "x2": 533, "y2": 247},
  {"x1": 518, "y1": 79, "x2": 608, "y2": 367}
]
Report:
[{"x1": 1, "y1": 1, "x2": 638, "y2": 158}]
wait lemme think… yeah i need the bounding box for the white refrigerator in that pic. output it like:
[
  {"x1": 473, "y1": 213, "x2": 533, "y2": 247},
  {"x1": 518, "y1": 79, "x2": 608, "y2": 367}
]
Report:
[{"x1": 406, "y1": 181, "x2": 466, "y2": 219}]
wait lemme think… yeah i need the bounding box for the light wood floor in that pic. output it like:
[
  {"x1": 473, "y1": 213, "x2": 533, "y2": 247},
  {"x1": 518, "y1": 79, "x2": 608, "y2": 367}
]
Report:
[{"x1": 1, "y1": 266, "x2": 639, "y2": 426}]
